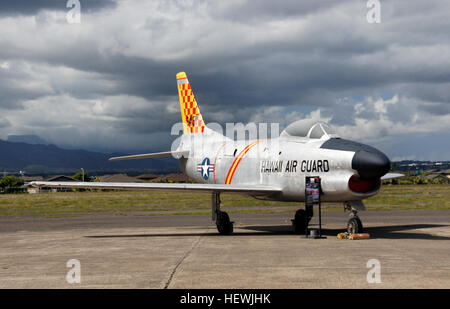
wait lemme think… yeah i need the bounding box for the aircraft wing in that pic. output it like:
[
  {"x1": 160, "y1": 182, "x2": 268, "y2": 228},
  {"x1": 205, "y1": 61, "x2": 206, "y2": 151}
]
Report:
[
  {"x1": 109, "y1": 150, "x2": 188, "y2": 161},
  {"x1": 381, "y1": 173, "x2": 405, "y2": 180},
  {"x1": 29, "y1": 181, "x2": 281, "y2": 194}
]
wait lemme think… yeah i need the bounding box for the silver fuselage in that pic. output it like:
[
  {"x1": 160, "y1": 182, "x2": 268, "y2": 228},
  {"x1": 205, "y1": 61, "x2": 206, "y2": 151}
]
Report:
[{"x1": 178, "y1": 131, "x2": 383, "y2": 202}]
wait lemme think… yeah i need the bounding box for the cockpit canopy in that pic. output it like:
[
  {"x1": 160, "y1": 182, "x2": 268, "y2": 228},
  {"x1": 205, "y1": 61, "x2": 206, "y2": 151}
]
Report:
[{"x1": 281, "y1": 119, "x2": 338, "y2": 139}]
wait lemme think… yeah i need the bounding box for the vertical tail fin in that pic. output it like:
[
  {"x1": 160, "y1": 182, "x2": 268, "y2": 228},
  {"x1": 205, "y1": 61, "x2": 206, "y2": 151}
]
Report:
[{"x1": 177, "y1": 72, "x2": 205, "y2": 134}]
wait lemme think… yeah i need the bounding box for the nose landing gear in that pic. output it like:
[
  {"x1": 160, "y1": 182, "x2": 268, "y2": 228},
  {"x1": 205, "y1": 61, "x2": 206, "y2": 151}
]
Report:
[
  {"x1": 344, "y1": 201, "x2": 364, "y2": 234},
  {"x1": 347, "y1": 216, "x2": 363, "y2": 234}
]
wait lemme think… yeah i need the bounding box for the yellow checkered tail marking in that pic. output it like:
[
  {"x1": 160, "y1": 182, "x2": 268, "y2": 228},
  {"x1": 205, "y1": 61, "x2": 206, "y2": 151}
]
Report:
[{"x1": 176, "y1": 72, "x2": 205, "y2": 134}]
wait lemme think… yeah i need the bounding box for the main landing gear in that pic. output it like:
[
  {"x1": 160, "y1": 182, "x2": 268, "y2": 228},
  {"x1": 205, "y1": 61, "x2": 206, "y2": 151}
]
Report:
[
  {"x1": 212, "y1": 192, "x2": 233, "y2": 235},
  {"x1": 292, "y1": 202, "x2": 365, "y2": 235},
  {"x1": 344, "y1": 201, "x2": 364, "y2": 234},
  {"x1": 292, "y1": 205, "x2": 313, "y2": 235}
]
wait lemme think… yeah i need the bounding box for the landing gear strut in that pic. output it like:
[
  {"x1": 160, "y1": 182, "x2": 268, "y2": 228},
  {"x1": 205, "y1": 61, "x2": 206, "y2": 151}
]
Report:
[
  {"x1": 344, "y1": 202, "x2": 364, "y2": 234},
  {"x1": 212, "y1": 192, "x2": 233, "y2": 235}
]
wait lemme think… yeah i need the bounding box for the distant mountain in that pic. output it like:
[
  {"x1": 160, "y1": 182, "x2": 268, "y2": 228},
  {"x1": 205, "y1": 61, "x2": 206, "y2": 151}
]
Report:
[
  {"x1": 3, "y1": 139, "x2": 445, "y2": 176},
  {"x1": 0, "y1": 140, "x2": 178, "y2": 175},
  {"x1": 7, "y1": 135, "x2": 48, "y2": 145}
]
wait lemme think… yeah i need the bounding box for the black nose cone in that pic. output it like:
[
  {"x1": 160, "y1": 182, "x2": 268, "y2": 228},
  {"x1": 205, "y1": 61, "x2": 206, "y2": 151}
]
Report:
[
  {"x1": 352, "y1": 149, "x2": 390, "y2": 179},
  {"x1": 320, "y1": 138, "x2": 391, "y2": 179}
]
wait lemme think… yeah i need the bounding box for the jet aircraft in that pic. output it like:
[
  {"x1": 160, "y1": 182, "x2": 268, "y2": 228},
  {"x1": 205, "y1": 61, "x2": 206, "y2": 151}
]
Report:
[{"x1": 32, "y1": 72, "x2": 402, "y2": 235}]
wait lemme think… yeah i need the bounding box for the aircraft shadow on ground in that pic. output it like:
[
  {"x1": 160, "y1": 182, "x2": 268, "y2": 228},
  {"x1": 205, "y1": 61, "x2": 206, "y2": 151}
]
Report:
[
  {"x1": 85, "y1": 223, "x2": 450, "y2": 240},
  {"x1": 242, "y1": 224, "x2": 450, "y2": 240}
]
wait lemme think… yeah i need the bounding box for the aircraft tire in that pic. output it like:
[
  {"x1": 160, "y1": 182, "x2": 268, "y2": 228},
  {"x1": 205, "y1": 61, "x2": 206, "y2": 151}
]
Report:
[
  {"x1": 293, "y1": 209, "x2": 307, "y2": 234},
  {"x1": 347, "y1": 217, "x2": 363, "y2": 234},
  {"x1": 216, "y1": 211, "x2": 233, "y2": 235}
]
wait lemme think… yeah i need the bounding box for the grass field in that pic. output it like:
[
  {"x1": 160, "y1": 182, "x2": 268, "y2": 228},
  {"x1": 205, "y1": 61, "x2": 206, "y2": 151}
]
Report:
[{"x1": 0, "y1": 184, "x2": 448, "y2": 217}]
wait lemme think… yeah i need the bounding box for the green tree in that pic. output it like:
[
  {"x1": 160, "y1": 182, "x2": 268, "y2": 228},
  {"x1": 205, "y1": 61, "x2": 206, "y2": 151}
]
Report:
[
  {"x1": 391, "y1": 162, "x2": 398, "y2": 171},
  {"x1": 0, "y1": 176, "x2": 24, "y2": 191},
  {"x1": 73, "y1": 171, "x2": 91, "y2": 182}
]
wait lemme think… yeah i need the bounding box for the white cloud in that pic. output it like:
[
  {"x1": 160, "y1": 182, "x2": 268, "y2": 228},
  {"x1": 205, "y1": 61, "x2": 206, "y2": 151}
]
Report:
[{"x1": 322, "y1": 94, "x2": 450, "y2": 142}]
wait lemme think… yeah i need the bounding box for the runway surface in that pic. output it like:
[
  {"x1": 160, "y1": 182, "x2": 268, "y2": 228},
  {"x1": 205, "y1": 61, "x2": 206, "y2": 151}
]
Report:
[{"x1": 0, "y1": 210, "x2": 449, "y2": 288}]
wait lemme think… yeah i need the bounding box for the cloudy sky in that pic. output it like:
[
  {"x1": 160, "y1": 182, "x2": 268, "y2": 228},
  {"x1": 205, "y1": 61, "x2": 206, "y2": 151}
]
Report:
[{"x1": 0, "y1": 0, "x2": 449, "y2": 160}]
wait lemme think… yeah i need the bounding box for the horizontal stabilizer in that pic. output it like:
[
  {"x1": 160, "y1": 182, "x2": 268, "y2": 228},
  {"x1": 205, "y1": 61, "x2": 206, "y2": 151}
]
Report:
[
  {"x1": 381, "y1": 173, "x2": 405, "y2": 180},
  {"x1": 109, "y1": 150, "x2": 188, "y2": 161},
  {"x1": 29, "y1": 181, "x2": 281, "y2": 195}
]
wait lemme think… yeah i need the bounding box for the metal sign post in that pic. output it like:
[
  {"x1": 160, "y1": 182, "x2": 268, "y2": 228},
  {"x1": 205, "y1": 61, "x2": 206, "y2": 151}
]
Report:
[{"x1": 305, "y1": 176, "x2": 325, "y2": 239}]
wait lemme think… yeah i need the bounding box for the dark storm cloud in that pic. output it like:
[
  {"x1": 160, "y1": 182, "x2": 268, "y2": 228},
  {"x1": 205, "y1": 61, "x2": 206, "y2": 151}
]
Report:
[
  {"x1": 0, "y1": 0, "x2": 116, "y2": 16},
  {"x1": 207, "y1": 0, "x2": 344, "y2": 22},
  {"x1": 0, "y1": 0, "x2": 447, "y2": 115},
  {"x1": 0, "y1": 62, "x2": 52, "y2": 108},
  {"x1": 419, "y1": 102, "x2": 450, "y2": 116},
  {"x1": 0, "y1": 0, "x2": 449, "y2": 158},
  {"x1": 402, "y1": 83, "x2": 450, "y2": 105}
]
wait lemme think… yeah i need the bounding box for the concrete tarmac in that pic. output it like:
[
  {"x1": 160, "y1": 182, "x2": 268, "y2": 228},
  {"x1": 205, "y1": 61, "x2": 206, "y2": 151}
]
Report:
[{"x1": 0, "y1": 210, "x2": 449, "y2": 288}]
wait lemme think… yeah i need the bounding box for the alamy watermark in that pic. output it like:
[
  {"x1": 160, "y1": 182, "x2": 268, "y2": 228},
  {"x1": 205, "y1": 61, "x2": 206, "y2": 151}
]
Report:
[
  {"x1": 366, "y1": 0, "x2": 381, "y2": 24},
  {"x1": 170, "y1": 122, "x2": 283, "y2": 160},
  {"x1": 66, "y1": 0, "x2": 81, "y2": 24},
  {"x1": 66, "y1": 259, "x2": 81, "y2": 284},
  {"x1": 366, "y1": 259, "x2": 382, "y2": 283}
]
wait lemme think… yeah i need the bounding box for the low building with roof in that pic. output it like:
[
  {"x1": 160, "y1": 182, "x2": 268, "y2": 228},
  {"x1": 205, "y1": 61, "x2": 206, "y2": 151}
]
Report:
[
  {"x1": 424, "y1": 169, "x2": 450, "y2": 184},
  {"x1": 136, "y1": 173, "x2": 160, "y2": 182},
  {"x1": 96, "y1": 174, "x2": 144, "y2": 183},
  {"x1": 28, "y1": 175, "x2": 79, "y2": 193},
  {"x1": 151, "y1": 173, "x2": 194, "y2": 183}
]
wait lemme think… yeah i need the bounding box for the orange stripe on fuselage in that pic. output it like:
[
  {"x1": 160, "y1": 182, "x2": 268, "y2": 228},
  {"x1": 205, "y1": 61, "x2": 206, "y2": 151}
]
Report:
[{"x1": 225, "y1": 140, "x2": 263, "y2": 184}]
